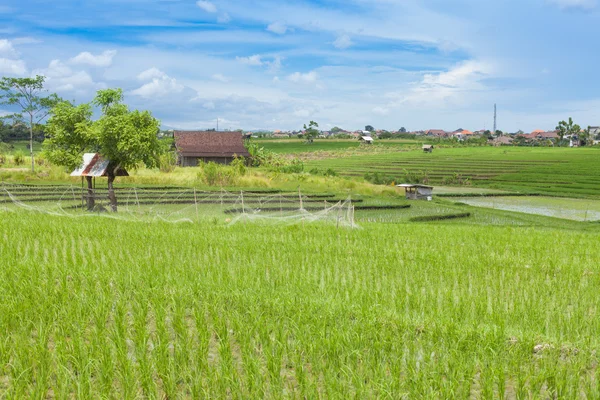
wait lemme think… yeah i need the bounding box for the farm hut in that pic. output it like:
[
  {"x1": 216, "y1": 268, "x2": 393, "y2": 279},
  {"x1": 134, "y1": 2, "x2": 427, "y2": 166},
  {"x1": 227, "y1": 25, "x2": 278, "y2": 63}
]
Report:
[
  {"x1": 422, "y1": 144, "x2": 434, "y2": 153},
  {"x1": 360, "y1": 136, "x2": 374, "y2": 144},
  {"x1": 397, "y1": 184, "x2": 434, "y2": 200},
  {"x1": 71, "y1": 153, "x2": 129, "y2": 211},
  {"x1": 174, "y1": 130, "x2": 251, "y2": 166}
]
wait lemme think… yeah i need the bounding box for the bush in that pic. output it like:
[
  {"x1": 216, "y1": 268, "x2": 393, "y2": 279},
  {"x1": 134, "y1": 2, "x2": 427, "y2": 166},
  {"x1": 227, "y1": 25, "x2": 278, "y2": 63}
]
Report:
[
  {"x1": 35, "y1": 154, "x2": 46, "y2": 166},
  {"x1": 159, "y1": 152, "x2": 177, "y2": 173},
  {"x1": 13, "y1": 151, "x2": 25, "y2": 166},
  {"x1": 280, "y1": 159, "x2": 304, "y2": 174},
  {"x1": 410, "y1": 213, "x2": 471, "y2": 222},
  {"x1": 230, "y1": 156, "x2": 247, "y2": 176},
  {"x1": 197, "y1": 161, "x2": 240, "y2": 187}
]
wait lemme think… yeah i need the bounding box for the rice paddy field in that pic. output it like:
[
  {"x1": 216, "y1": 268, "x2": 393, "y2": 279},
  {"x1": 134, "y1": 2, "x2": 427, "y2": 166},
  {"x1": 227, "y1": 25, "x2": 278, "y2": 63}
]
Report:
[
  {"x1": 255, "y1": 138, "x2": 419, "y2": 154},
  {"x1": 1, "y1": 210, "x2": 600, "y2": 398},
  {"x1": 456, "y1": 196, "x2": 600, "y2": 222},
  {"x1": 2, "y1": 143, "x2": 600, "y2": 398},
  {"x1": 304, "y1": 146, "x2": 600, "y2": 197}
]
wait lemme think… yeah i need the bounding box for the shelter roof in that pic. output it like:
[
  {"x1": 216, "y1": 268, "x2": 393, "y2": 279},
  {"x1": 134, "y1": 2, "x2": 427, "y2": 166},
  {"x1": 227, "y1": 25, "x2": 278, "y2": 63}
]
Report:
[
  {"x1": 397, "y1": 184, "x2": 434, "y2": 189},
  {"x1": 173, "y1": 131, "x2": 250, "y2": 157},
  {"x1": 70, "y1": 153, "x2": 129, "y2": 177}
]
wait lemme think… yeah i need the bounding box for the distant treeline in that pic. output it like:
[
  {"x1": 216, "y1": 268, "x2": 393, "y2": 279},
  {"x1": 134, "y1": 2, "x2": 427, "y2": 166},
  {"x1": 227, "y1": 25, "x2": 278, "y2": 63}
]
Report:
[{"x1": 0, "y1": 121, "x2": 45, "y2": 142}]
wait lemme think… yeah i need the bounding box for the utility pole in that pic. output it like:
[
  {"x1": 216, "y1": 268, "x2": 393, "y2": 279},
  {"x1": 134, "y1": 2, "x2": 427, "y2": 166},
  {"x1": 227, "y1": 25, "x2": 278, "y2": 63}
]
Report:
[{"x1": 493, "y1": 104, "x2": 497, "y2": 136}]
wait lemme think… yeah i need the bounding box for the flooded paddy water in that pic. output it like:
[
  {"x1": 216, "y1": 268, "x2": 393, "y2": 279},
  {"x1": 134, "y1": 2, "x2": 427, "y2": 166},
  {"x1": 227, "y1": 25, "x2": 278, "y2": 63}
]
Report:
[{"x1": 455, "y1": 196, "x2": 600, "y2": 221}]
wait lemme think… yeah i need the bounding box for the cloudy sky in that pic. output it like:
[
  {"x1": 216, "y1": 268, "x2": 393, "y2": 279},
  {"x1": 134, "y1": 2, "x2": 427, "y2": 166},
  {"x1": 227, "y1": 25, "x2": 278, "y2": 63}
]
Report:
[{"x1": 1, "y1": 0, "x2": 600, "y2": 132}]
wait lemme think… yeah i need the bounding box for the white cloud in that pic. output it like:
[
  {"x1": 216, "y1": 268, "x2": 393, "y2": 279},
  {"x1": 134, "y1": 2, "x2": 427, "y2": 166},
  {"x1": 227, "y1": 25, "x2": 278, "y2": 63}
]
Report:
[
  {"x1": 333, "y1": 34, "x2": 353, "y2": 49},
  {"x1": 218, "y1": 13, "x2": 231, "y2": 23},
  {"x1": 53, "y1": 71, "x2": 97, "y2": 92},
  {"x1": 11, "y1": 37, "x2": 42, "y2": 45},
  {"x1": 0, "y1": 58, "x2": 26, "y2": 75},
  {"x1": 398, "y1": 60, "x2": 492, "y2": 106},
  {"x1": 137, "y1": 67, "x2": 166, "y2": 81},
  {"x1": 288, "y1": 71, "x2": 318, "y2": 83},
  {"x1": 131, "y1": 73, "x2": 184, "y2": 98},
  {"x1": 70, "y1": 50, "x2": 117, "y2": 67},
  {"x1": 267, "y1": 56, "x2": 282, "y2": 73},
  {"x1": 212, "y1": 73, "x2": 230, "y2": 82},
  {"x1": 548, "y1": 0, "x2": 597, "y2": 9},
  {"x1": 196, "y1": 0, "x2": 217, "y2": 13},
  {"x1": 372, "y1": 106, "x2": 389, "y2": 115},
  {"x1": 294, "y1": 109, "x2": 311, "y2": 118},
  {"x1": 267, "y1": 21, "x2": 288, "y2": 35},
  {"x1": 42, "y1": 59, "x2": 73, "y2": 77},
  {"x1": 0, "y1": 39, "x2": 18, "y2": 58},
  {"x1": 236, "y1": 54, "x2": 264, "y2": 66}
]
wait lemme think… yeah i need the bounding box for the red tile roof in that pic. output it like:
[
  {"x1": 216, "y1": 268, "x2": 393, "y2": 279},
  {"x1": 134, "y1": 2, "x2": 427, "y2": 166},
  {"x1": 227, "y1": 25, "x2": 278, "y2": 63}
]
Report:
[{"x1": 174, "y1": 131, "x2": 250, "y2": 157}]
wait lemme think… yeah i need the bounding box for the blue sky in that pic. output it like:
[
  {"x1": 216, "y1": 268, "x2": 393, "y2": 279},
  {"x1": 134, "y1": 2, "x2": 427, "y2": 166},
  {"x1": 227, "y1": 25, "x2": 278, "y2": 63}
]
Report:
[{"x1": 1, "y1": 0, "x2": 600, "y2": 131}]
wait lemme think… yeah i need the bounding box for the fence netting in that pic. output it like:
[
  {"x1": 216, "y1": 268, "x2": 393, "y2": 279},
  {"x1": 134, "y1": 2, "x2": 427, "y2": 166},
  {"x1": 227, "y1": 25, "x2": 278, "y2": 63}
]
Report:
[{"x1": 0, "y1": 183, "x2": 358, "y2": 228}]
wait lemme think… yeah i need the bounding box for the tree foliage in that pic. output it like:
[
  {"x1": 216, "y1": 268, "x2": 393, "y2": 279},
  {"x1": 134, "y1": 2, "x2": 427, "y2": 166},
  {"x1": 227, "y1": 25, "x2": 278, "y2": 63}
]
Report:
[
  {"x1": 302, "y1": 120, "x2": 319, "y2": 143},
  {"x1": 0, "y1": 75, "x2": 61, "y2": 171},
  {"x1": 555, "y1": 117, "x2": 580, "y2": 146},
  {"x1": 44, "y1": 88, "x2": 162, "y2": 211},
  {"x1": 365, "y1": 125, "x2": 374, "y2": 132}
]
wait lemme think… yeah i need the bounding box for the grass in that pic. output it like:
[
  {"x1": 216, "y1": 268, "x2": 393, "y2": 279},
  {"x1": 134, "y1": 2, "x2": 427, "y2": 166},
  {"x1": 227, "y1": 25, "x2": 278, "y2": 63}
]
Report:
[
  {"x1": 255, "y1": 138, "x2": 420, "y2": 153},
  {"x1": 1, "y1": 211, "x2": 600, "y2": 397}
]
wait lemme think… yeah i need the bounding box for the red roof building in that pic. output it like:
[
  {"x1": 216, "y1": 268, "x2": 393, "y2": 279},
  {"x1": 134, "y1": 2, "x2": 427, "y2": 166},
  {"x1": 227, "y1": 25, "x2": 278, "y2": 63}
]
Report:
[{"x1": 174, "y1": 131, "x2": 250, "y2": 166}]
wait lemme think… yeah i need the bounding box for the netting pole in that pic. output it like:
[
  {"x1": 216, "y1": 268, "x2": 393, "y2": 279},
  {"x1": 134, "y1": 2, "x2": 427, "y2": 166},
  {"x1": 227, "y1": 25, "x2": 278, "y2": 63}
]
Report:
[
  {"x1": 280, "y1": 195, "x2": 282, "y2": 215},
  {"x1": 134, "y1": 188, "x2": 140, "y2": 211},
  {"x1": 194, "y1": 188, "x2": 199, "y2": 222},
  {"x1": 241, "y1": 190, "x2": 245, "y2": 214},
  {"x1": 80, "y1": 177, "x2": 84, "y2": 210},
  {"x1": 71, "y1": 186, "x2": 77, "y2": 209},
  {"x1": 337, "y1": 204, "x2": 341, "y2": 229},
  {"x1": 298, "y1": 187, "x2": 303, "y2": 210},
  {"x1": 220, "y1": 188, "x2": 223, "y2": 207}
]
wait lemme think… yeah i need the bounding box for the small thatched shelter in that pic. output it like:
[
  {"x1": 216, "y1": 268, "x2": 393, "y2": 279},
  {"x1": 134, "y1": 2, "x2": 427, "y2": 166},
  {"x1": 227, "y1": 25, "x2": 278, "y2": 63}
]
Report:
[
  {"x1": 71, "y1": 153, "x2": 128, "y2": 210},
  {"x1": 397, "y1": 184, "x2": 434, "y2": 200}
]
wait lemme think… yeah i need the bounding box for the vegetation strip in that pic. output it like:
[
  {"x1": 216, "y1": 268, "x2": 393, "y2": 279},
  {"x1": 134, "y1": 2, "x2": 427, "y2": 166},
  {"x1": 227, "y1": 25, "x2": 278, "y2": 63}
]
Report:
[{"x1": 410, "y1": 212, "x2": 471, "y2": 222}]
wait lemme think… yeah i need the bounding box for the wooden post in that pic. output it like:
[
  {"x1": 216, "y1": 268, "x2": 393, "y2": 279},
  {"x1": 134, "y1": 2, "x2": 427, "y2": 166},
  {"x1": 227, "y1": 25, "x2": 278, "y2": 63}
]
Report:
[
  {"x1": 134, "y1": 188, "x2": 140, "y2": 211},
  {"x1": 194, "y1": 188, "x2": 199, "y2": 221},
  {"x1": 298, "y1": 186, "x2": 303, "y2": 210}
]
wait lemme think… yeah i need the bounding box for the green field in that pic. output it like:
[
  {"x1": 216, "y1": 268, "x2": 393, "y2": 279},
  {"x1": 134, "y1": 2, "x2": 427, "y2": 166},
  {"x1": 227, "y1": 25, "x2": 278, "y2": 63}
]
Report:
[
  {"x1": 304, "y1": 147, "x2": 600, "y2": 197},
  {"x1": 255, "y1": 138, "x2": 419, "y2": 154},
  {"x1": 1, "y1": 211, "x2": 600, "y2": 398}
]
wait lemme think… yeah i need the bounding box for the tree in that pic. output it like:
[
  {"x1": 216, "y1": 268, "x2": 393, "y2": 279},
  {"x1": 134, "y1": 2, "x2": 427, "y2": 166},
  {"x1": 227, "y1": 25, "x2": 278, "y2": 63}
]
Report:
[
  {"x1": 302, "y1": 120, "x2": 319, "y2": 143},
  {"x1": 0, "y1": 75, "x2": 60, "y2": 172},
  {"x1": 331, "y1": 126, "x2": 343, "y2": 133},
  {"x1": 398, "y1": 127, "x2": 407, "y2": 133},
  {"x1": 45, "y1": 88, "x2": 162, "y2": 211},
  {"x1": 365, "y1": 125, "x2": 374, "y2": 132},
  {"x1": 555, "y1": 117, "x2": 580, "y2": 146}
]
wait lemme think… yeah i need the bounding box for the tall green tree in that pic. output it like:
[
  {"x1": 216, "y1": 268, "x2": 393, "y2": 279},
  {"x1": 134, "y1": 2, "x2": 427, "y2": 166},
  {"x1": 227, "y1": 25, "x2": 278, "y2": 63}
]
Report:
[
  {"x1": 555, "y1": 117, "x2": 581, "y2": 146},
  {"x1": 45, "y1": 88, "x2": 162, "y2": 211},
  {"x1": 302, "y1": 120, "x2": 319, "y2": 144},
  {"x1": 0, "y1": 75, "x2": 60, "y2": 172}
]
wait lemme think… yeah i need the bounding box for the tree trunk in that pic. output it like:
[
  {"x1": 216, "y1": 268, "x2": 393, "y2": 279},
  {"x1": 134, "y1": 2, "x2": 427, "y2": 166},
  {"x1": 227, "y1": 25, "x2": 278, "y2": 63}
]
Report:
[
  {"x1": 86, "y1": 176, "x2": 95, "y2": 211},
  {"x1": 107, "y1": 173, "x2": 118, "y2": 212},
  {"x1": 29, "y1": 114, "x2": 34, "y2": 173}
]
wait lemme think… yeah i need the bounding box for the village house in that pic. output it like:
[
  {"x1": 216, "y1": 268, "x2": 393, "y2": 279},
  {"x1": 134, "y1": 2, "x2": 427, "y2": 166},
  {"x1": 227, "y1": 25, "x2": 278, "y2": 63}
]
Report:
[
  {"x1": 453, "y1": 129, "x2": 474, "y2": 140},
  {"x1": 425, "y1": 129, "x2": 447, "y2": 137},
  {"x1": 174, "y1": 130, "x2": 250, "y2": 166}
]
